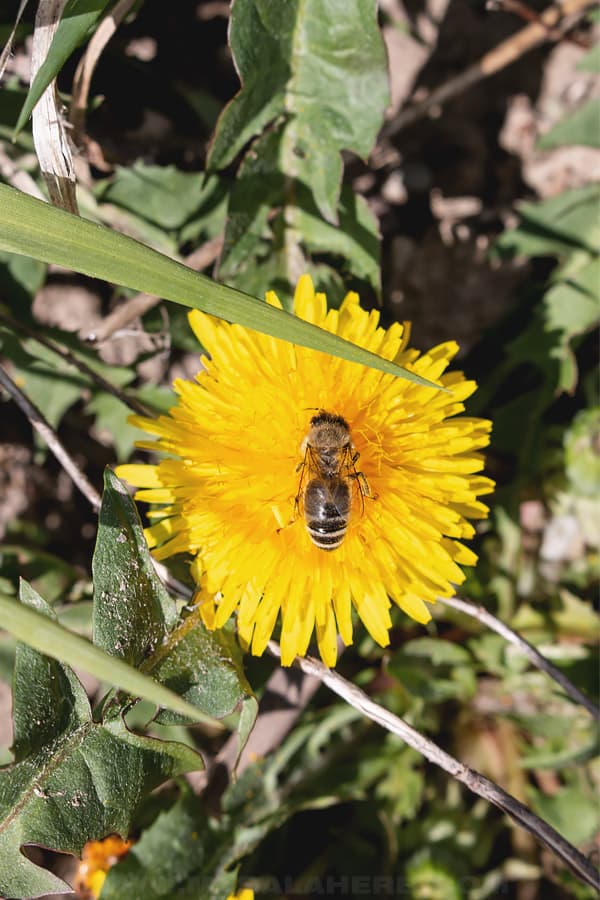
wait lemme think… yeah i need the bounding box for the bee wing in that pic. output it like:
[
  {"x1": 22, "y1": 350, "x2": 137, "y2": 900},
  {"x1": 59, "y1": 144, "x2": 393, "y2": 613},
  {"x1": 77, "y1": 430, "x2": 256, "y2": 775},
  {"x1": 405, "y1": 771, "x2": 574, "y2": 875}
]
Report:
[
  {"x1": 295, "y1": 445, "x2": 318, "y2": 513},
  {"x1": 341, "y1": 446, "x2": 368, "y2": 512}
]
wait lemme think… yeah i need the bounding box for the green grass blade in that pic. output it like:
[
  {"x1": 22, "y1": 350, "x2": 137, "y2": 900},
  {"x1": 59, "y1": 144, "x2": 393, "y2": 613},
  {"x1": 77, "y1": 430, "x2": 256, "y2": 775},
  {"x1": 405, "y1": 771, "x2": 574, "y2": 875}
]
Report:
[
  {"x1": 0, "y1": 184, "x2": 439, "y2": 388},
  {"x1": 0, "y1": 593, "x2": 222, "y2": 727}
]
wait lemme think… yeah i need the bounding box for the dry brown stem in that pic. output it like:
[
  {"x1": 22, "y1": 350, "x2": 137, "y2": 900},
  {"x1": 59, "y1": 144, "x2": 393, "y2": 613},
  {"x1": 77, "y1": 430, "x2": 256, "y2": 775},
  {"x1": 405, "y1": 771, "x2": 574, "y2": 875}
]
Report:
[
  {"x1": 438, "y1": 595, "x2": 600, "y2": 720},
  {"x1": 271, "y1": 643, "x2": 599, "y2": 891},
  {"x1": 0, "y1": 362, "x2": 101, "y2": 511},
  {"x1": 69, "y1": 0, "x2": 136, "y2": 151},
  {"x1": 383, "y1": 0, "x2": 596, "y2": 138}
]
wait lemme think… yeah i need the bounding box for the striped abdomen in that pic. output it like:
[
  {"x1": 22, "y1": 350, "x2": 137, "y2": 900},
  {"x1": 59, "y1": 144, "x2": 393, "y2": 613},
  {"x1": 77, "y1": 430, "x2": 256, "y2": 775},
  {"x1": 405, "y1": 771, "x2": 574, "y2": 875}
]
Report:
[{"x1": 304, "y1": 476, "x2": 351, "y2": 551}]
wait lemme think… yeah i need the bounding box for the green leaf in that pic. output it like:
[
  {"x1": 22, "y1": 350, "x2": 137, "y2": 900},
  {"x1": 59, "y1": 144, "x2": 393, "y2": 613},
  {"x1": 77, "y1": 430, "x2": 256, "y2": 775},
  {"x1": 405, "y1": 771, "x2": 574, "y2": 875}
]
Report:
[
  {"x1": 374, "y1": 743, "x2": 424, "y2": 822},
  {"x1": 531, "y1": 781, "x2": 600, "y2": 845},
  {"x1": 80, "y1": 184, "x2": 179, "y2": 256},
  {"x1": 96, "y1": 163, "x2": 214, "y2": 230},
  {"x1": 217, "y1": 129, "x2": 282, "y2": 286},
  {"x1": 0, "y1": 184, "x2": 438, "y2": 389},
  {"x1": 521, "y1": 734, "x2": 599, "y2": 770},
  {"x1": 0, "y1": 583, "x2": 202, "y2": 900},
  {"x1": 0, "y1": 248, "x2": 46, "y2": 308},
  {"x1": 100, "y1": 788, "x2": 237, "y2": 900},
  {"x1": 86, "y1": 391, "x2": 145, "y2": 460},
  {"x1": 294, "y1": 187, "x2": 381, "y2": 290},
  {"x1": 407, "y1": 857, "x2": 463, "y2": 900},
  {"x1": 93, "y1": 469, "x2": 254, "y2": 725},
  {"x1": 93, "y1": 469, "x2": 177, "y2": 665},
  {"x1": 14, "y1": 0, "x2": 112, "y2": 135},
  {"x1": 217, "y1": 137, "x2": 380, "y2": 293},
  {"x1": 391, "y1": 637, "x2": 471, "y2": 666},
  {"x1": 537, "y1": 98, "x2": 600, "y2": 150},
  {"x1": 387, "y1": 639, "x2": 476, "y2": 702},
  {"x1": 0, "y1": 633, "x2": 15, "y2": 685},
  {"x1": 231, "y1": 694, "x2": 260, "y2": 773},
  {"x1": 0, "y1": 590, "x2": 220, "y2": 725},
  {"x1": 0, "y1": 542, "x2": 80, "y2": 607},
  {"x1": 0, "y1": 326, "x2": 136, "y2": 433},
  {"x1": 0, "y1": 327, "x2": 90, "y2": 430},
  {"x1": 494, "y1": 184, "x2": 600, "y2": 259},
  {"x1": 565, "y1": 408, "x2": 600, "y2": 495},
  {"x1": 544, "y1": 256, "x2": 600, "y2": 392},
  {"x1": 552, "y1": 589, "x2": 600, "y2": 640},
  {"x1": 577, "y1": 44, "x2": 600, "y2": 72},
  {"x1": 543, "y1": 257, "x2": 600, "y2": 392},
  {"x1": 209, "y1": 0, "x2": 389, "y2": 222},
  {"x1": 151, "y1": 622, "x2": 255, "y2": 725}
]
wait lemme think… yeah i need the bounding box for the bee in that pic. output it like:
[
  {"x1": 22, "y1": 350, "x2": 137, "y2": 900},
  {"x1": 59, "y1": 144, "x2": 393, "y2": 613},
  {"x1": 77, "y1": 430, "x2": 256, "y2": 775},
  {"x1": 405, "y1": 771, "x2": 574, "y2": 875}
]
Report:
[{"x1": 296, "y1": 411, "x2": 373, "y2": 551}]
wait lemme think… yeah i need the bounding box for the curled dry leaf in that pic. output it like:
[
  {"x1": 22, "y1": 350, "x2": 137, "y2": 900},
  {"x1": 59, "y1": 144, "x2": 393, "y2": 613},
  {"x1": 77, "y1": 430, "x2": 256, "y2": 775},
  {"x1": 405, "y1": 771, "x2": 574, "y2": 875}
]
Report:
[{"x1": 31, "y1": 0, "x2": 78, "y2": 213}]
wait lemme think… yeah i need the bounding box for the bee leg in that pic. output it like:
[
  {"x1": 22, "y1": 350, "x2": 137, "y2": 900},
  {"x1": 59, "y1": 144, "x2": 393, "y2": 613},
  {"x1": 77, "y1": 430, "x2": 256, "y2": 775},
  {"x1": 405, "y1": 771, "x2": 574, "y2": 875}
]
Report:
[
  {"x1": 276, "y1": 515, "x2": 297, "y2": 534},
  {"x1": 276, "y1": 498, "x2": 300, "y2": 535},
  {"x1": 353, "y1": 469, "x2": 377, "y2": 501}
]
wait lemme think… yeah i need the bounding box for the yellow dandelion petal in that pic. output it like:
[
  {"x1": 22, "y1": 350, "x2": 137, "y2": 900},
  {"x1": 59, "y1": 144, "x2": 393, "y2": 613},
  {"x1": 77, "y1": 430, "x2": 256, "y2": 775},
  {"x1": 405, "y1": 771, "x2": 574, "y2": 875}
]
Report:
[
  {"x1": 332, "y1": 581, "x2": 353, "y2": 647},
  {"x1": 126, "y1": 414, "x2": 162, "y2": 434},
  {"x1": 188, "y1": 307, "x2": 219, "y2": 350},
  {"x1": 88, "y1": 871, "x2": 107, "y2": 897},
  {"x1": 280, "y1": 577, "x2": 309, "y2": 665},
  {"x1": 443, "y1": 538, "x2": 479, "y2": 566},
  {"x1": 316, "y1": 599, "x2": 338, "y2": 667},
  {"x1": 115, "y1": 464, "x2": 162, "y2": 488},
  {"x1": 197, "y1": 591, "x2": 217, "y2": 629},
  {"x1": 294, "y1": 273, "x2": 317, "y2": 312},
  {"x1": 119, "y1": 275, "x2": 494, "y2": 666},
  {"x1": 214, "y1": 588, "x2": 242, "y2": 629},
  {"x1": 397, "y1": 592, "x2": 433, "y2": 624},
  {"x1": 133, "y1": 488, "x2": 176, "y2": 504},
  {"x1": 251, "y1": 589, "x2": 281, "y2": 656},
  {"x1": 227, "y1": 890, "x2": 254, "y2": 900},
  {"x1": 237, "y1": 580, "x2": 264, "y2": 637}
]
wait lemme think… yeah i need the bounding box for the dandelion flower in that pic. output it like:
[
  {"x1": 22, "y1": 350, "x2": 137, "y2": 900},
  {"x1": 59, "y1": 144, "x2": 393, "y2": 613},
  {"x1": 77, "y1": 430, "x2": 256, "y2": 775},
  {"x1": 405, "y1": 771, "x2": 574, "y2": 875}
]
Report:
[{"x1": 117, "y1": 276, "x2": 494, "y2": 667}]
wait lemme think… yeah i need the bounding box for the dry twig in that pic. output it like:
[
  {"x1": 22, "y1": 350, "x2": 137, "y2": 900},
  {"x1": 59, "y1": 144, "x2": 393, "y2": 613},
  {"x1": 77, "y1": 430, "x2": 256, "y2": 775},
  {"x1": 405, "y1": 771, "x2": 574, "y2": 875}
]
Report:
[
  {"x1": 438, "y1": 595, "x2": 600, "y2": 720},
  {"x1": 0, "y1": 0, "x2": 28, "y2": 79},
  {"x1": 383, "y1": 0, "x2": 596, "y2": 139},
  {"x1": 69, "y1": 0, "x2": 136, "y2": 149},
  {"x1": 270, "y1": 642, "x2": 599, "y2": 891},
  {"x1": 0, "y1": 362, "x2": 101, "y2": 511},
  {"x1": 0, "y1": 311, "x2": 150, "y2": 418}
]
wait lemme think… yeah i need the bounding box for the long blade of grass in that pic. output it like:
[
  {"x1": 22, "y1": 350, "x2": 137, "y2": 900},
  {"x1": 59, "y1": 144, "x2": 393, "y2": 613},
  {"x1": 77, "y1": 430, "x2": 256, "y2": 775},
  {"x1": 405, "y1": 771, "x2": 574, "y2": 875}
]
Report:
[
  {"x1": 0, "y1": 184, "x2": 439, "y2": 389},
  {"x1": 0, "y1": 593, "x2": 222, "y2": 727}
]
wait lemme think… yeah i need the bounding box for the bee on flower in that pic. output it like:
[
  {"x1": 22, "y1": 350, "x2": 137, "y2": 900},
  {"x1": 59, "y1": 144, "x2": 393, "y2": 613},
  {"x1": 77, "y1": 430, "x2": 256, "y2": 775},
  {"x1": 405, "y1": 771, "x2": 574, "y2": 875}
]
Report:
[{"x1": 117, "y1": 275, "x2": 494, "y2": 667}]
